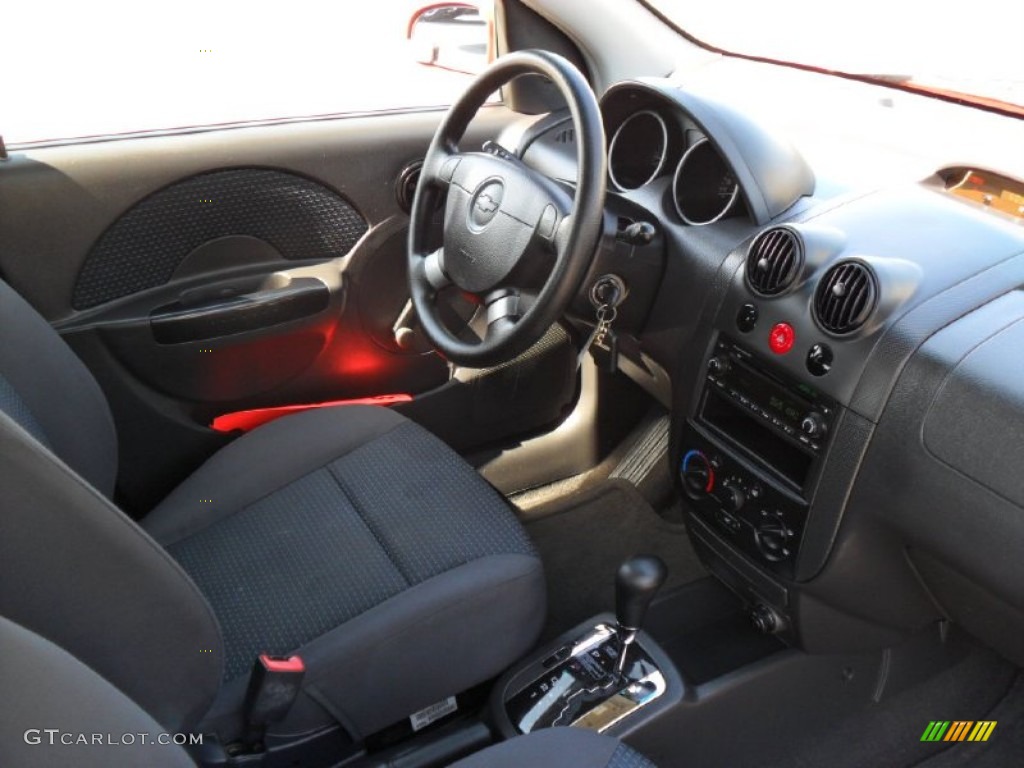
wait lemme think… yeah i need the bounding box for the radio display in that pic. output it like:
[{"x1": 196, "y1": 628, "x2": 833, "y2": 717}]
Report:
[{"x1": 719, "y1": 360, "x2": 815, "y2": 430}]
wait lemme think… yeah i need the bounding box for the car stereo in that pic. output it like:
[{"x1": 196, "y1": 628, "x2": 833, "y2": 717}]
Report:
[{"x1": 705, "y1": 337, "x2": 835, "y2": 459}]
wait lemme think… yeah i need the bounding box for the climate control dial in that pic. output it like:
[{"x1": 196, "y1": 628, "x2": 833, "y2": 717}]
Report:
[
  {"x1": 754, "y1": 511, "x2": 796, "y2": 561},
  {"x1": 681, "y1": 450, "x2": 715, "y2": 497},
  {"x1": 720, "y1": 485, "x2": 746, "y2": 512}
]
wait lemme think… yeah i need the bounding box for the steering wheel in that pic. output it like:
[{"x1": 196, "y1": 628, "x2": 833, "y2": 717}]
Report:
[{"x1": 408, "y1": 50, "x2": 607, "y2": 368}]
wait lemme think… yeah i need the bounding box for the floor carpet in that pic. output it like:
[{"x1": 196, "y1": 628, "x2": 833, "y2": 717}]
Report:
[{"x1": 524, "y1": 479, "x2": 707, "y2": 640}]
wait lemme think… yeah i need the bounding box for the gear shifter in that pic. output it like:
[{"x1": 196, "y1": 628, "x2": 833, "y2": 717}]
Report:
[
  {"x1": 502, "y1": 555, "x2": 671, "y2": 733},
  {"x1": 614, "y1": 555, "x2": 668, "y2": 674}
]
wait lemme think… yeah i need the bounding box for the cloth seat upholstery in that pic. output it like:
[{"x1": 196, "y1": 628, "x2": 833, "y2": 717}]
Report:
[{"x1": 0, "y1": 277, "x2": 545, "y2": 742}]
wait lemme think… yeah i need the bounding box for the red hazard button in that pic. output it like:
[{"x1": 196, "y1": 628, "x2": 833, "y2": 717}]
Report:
[{"x1": 769, "y1": 323, "x2": 795, "y2": 355}]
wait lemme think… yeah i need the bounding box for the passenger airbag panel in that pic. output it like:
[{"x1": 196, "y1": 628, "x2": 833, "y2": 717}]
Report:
[{"x1": 924, "y1": 317, "x2": 1024, "y2": 507}]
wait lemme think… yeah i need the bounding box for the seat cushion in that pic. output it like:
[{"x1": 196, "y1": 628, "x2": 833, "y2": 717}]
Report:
[
  {"x1": 449, "y1": 728, "x2": 657, "y2": 768},
  {"x1": 144, "y1": 405, "x2": 545, "y2": 740}
]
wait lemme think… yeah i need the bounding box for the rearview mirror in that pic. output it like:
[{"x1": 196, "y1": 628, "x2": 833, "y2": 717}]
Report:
[{"x1": 407, "y1": 3, "x2": 492, "y2": 75}]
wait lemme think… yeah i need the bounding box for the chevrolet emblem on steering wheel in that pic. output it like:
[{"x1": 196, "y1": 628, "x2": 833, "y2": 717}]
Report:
[{"x1": 470, "y1": 179, "x2": 504, "y2": 229}]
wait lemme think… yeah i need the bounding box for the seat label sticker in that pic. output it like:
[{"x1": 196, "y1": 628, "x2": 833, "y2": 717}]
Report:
[{"x1": 410, "y1": 696, "x2": 458, "y2": 732}]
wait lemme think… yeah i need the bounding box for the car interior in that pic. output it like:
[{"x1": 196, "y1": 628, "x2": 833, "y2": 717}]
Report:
[{"x1": 1, "y1": 1, "x2": 1023, "y2": 767}]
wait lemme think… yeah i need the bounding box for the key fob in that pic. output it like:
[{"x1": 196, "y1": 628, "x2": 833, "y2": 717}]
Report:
[{"x1": 591, "y1": 329, "x2": 619, "y2": 373}]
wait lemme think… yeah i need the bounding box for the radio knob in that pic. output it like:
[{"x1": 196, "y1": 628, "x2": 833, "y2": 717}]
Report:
[
  {"x1": 708, "y1": 356, "x2": 730, "y2": 376},
  {"x1": 800, "y1": 411, "x2": 827, "y2": 438}
]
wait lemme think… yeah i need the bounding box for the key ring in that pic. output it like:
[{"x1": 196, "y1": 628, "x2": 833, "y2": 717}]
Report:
[{"x1": 596, "y1": 305, "x2": 618, "y2": 325}]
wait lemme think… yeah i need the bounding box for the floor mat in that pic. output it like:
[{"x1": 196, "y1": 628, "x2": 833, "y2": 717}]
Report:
[
  {"x1": 524, "y1": 479, "x2": 707, "y2": 640},
  {"x1": 775, "y1": 639, "x2": 1017, "y2": 768},
  {"x1": 911, "y1": 672, "x2": 1024, "y2": 768}
]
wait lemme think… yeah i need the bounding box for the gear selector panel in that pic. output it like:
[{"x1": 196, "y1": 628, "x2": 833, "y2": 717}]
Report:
[{"x1": 504, "y1": 624, "x2": 666, "y2": 734}]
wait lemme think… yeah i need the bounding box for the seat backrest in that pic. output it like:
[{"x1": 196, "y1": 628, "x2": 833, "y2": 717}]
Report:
[
  {"x1": 0, "y1": 410, "x2": 224, "y2": 731},
  {"x1": 0, "y1": 614, "x2": 197, "y2": 767},
  {"x1": 0, "y1": 279, "x2": 223, "y2": 730},
  {"x1": 0, "y1": 278, "x2": 118, "y2": 495}
]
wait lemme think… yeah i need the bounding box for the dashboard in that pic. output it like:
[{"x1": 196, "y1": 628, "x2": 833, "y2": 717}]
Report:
[{"x1": 518, "y1": 79, "x2": 1024, "y2": 666}]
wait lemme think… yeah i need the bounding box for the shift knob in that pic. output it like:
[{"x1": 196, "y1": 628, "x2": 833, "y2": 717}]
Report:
[{"x1": 615, "y1": 555, "x2": 668, "y2": 631}]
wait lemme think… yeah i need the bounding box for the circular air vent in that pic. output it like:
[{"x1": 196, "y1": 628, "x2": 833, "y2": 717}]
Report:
[
  {"x1": 395, "y1": 160, "x2": 424, "y2": 214},
  {"x1": 814, "y1": 261, "x2": 878, "y2": 335},
  {"x1": 746, "y1": 227, "x2": 803, "y2": 296}
]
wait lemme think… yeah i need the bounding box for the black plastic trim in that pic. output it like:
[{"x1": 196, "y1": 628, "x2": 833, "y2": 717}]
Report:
[{"x1": 150, "y1": 277, "x2": 329, "y2": 344}]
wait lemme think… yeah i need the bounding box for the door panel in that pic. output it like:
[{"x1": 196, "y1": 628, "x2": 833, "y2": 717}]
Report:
[{"x1": 0, "y1": 108, "x2": 526, "y2": 512}]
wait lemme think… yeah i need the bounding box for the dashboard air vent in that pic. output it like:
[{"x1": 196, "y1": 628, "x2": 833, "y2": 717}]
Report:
[
  {"x1": 746, "y1": 227, "x2": 802, "y2": 296},
  {"x1": 814, "y1": 261, "x2": 877, "y2": 335}
]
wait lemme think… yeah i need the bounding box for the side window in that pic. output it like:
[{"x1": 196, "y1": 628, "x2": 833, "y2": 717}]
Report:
[{"x1": 2, "y1": 1, "x2": 494, "y2": 146}]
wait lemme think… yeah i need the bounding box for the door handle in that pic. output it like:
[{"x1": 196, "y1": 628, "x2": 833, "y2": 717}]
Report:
[{"x1": 150, "y1": 277, "x2": 330, "y2": 344}]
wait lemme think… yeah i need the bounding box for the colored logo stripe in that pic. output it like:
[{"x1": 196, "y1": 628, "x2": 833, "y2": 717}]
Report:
[
  {"x1": 921, "y1": 720, "x2": 996, "y2": 742},
  {"x1": 921, "y1": 721, "x2": 950, "y2": 741},
  {"x1": 944, "y1": 721, "x2": 973, "y2": 741},
  {"x1": 968, "y1": 721, "x2": 997, "y2": 742}
]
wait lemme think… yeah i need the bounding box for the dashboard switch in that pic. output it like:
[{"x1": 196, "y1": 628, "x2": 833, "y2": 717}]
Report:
[
  {"x1": 708, "y1": 356, "x2": 729, "y2": 376},
  {"x1": 806, "y1": 343, "x2": 834, "y2": 376},
  {"x1": 716, "y1": 510, "x2": 741, "y2": 534},
  {"x1": 768, "y1": 323, "x2": 795, "y2": 355},
  {"x1": 736, "y1": 303, "x2": 758, "y2": 333},
  {"x1": 616, "y1": 220, "x2": 657, "y2": 246}
]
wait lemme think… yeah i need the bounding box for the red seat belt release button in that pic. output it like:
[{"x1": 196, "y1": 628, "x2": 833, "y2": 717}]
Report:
[{"x1": 243, "y1": 654, "x2": 305, "y2": 735}]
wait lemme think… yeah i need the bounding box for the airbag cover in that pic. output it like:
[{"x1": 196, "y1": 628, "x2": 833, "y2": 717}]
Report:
[{"x1": 924, "y1": 318, "x2": 1024, "y2": 506}]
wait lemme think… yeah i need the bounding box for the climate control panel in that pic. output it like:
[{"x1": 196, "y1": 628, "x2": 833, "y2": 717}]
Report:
[{"x1": 680, "y1": 427, "x2": 807, "y2": 578}]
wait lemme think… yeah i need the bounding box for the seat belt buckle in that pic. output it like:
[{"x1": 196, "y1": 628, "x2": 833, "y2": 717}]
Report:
[{"x1": 243, "y1": 654, "x2": 305, "y2": 742}]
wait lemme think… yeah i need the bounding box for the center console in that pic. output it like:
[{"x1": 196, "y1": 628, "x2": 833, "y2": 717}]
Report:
[{"x1": 680, "y1": 336, "x2": 837, "y2": 580}]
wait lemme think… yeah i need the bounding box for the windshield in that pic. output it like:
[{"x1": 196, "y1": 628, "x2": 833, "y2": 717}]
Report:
[{"x1": 644, "y1": 0, "x2": 1024, "y2": 111}]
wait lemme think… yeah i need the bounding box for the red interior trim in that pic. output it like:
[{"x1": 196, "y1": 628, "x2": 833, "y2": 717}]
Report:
[{"x1": 212, "y1": 394, "x2": 413, "y2": 433}]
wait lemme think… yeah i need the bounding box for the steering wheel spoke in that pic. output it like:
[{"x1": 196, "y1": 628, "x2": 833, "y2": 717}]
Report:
[
  {"x1": 409, "y1": 247, "x2": 452, "y2": 304},
  {"x1": 483, "y1": 290, "x2": 520, "y2": 346},
  {"x1": 423, "y1": 248, "x2": 451, "y2": 291},
  {"x1": 420, "y1": 146, "x2": 464, "y2": 192},
  {"x1": 484, "y1": 288, "x2": 522, "y2": 325}
]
